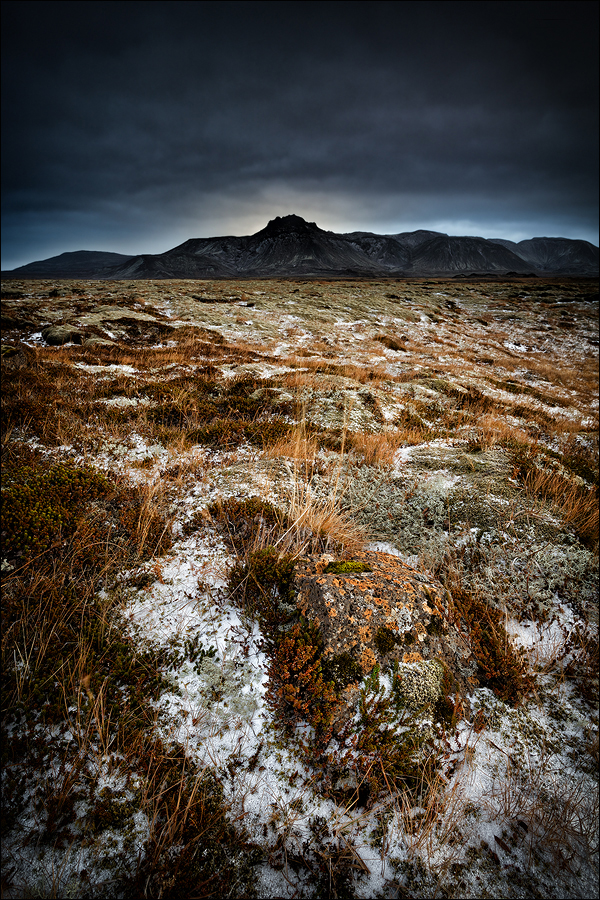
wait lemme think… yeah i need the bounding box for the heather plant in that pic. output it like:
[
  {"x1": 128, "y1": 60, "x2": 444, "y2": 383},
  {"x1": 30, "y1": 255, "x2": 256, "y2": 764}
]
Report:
[
  {"x1": 331, "y1": 664, "x2": 445, "y2": 808},
  {"x1": 449, "y1": 584, "x2": 534, "y2": 706},
  {"x1": 1, "y1": 460, "x2": 110, "y2": 560},
  {"x1": 264, "y1": 618, "x2": 340, "y2": 750}
]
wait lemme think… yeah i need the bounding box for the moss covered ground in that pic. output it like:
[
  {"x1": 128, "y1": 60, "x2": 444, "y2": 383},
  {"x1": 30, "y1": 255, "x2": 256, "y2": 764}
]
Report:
[{"x1": 1, "y1": 277, "x2": 598, "y2": 898}]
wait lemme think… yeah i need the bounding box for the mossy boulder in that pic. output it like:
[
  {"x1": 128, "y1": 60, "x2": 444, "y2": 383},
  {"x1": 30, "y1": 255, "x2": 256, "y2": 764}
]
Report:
[
  {"x1": 41, "y1": 324, "x2": 83, "y2": 345},
  {"x1": 294, "y1": 549, "x2": 477, "y2": 716}
]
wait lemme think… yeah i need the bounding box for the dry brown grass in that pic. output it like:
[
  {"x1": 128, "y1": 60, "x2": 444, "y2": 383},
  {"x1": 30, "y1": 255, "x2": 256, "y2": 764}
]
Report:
[
  {"x1": 471, "y1": 414, "x2": 535, "y2": 451},
  {"x1": 522, "y1": 467, "x2": 598, "y2": 547},
  {"x1": 261, "y1": 418, "x2": 366, "y2": 555},
  {"x1": 280, "y1": 367, "x2": 322, "y2": 390},
  {"x1": 280, "y1": 355, "x2": 391, "y2": 387},
  {"x1": 349, "y1": 429, "x2": 411, "y2": 465},
  {"x1": 32, "y1": 323, "x2": 250, "y2": 371},
  {"x1": 484, "y1": 746, "x2": 599, "y2": 877},
  {"x1": 281, "y1": 477, "x2": 366, "y2": 556},
  {"x1": 125, "y1": 478, "x2": 174, "y2": 557},
  {"x1": 262, "y1": 421, "x2": 320, "y2": 465},
  {"x1": 519, "y1": 354, "x2": 599, "y2": 404}
]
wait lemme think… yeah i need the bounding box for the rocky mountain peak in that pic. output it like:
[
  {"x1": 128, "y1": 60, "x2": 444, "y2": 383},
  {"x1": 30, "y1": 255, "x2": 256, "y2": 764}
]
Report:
[{"x1": 261, "y1": 214, "x2": 319, "y2": 235}]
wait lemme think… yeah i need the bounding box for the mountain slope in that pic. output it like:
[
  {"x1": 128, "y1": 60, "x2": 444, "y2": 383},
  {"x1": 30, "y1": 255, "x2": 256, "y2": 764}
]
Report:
[
  {"x1": 406, "y1": 235, "x2": 534, "y2": 275},
  {"x1": 2, "y1": 250, "x2": 135, "y2": 279},
  {"x1": 513, "y1": 238, "x2": 599, "y2": 275}
]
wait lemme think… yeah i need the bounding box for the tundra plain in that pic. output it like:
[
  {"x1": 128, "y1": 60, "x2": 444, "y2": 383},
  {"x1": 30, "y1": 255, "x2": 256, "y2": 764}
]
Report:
[{"x1": 1, "y1": 277, "x2": 598, "y2": 899}]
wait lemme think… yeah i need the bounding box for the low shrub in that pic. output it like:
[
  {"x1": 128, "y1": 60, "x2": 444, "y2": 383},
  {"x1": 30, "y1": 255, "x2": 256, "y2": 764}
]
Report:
[
  {"x1": 147, "y1": 373, "x2": 294, "y2": 449},
  {"x1": 209, "y1": 496, "x2": 287, "y2": 554},
  {"x1": 264, "y1": 618, "x2": 339, "y2": 748},
  {"x1": 228, "y1": 546, "x2": 296, "y2": 626},
  {"x1": 1, "y1": 460, "x2": 110, "y2": 560},
  {"x1": 333, "y1": 665, "x2": 443, "y2": 807},
  {"x1": 451, "y1": 586, "x2": 534, "y2": 706}
]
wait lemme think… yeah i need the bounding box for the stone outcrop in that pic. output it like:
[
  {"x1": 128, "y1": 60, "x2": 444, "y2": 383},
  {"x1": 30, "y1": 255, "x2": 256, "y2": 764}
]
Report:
[
  {"x1": 41, "y1": 324, "x2": 84, "y2": 345},
  {"x1": 294, "y1": 549, "x2": 477, "y2": 706},
  {"x1": 39, "y1": 305, "x2": 174, "y2": 346},
  {"x1": 1, "y1": 343, "x2": 34, "y2": 370}
]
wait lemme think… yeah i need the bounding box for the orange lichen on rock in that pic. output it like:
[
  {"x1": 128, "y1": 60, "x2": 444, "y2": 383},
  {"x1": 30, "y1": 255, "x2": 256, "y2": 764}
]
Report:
[
  {"x1": 293, "y1": 549, "x2": 476, "y2": 691},
  {"x1": 403, "y1": 651, "x2": 424, "y2": 664},
  {"x1": 360, "y1": 647, "x2": 378, "y2": 672}
]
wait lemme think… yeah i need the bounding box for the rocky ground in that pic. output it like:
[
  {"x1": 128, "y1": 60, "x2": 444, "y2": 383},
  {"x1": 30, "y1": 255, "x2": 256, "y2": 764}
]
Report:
[{"x1": 1, "y1": 277, "x2": 598, "y2": 899}]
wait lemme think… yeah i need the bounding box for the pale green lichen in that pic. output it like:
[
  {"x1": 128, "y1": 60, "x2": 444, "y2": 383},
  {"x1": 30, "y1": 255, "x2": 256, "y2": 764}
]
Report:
[
  {"x1": 196, "y1": 655, "x2": 260, "y2": 722},
  {"x1": 393, "y1": 659, "x2": 445, "y2": 714}
]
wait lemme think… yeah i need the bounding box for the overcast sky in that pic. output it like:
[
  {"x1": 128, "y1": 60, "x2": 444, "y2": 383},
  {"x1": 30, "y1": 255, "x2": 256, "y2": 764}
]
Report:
[{"x1": 2, "y1": 0, "x2": 598, "y2": 269}]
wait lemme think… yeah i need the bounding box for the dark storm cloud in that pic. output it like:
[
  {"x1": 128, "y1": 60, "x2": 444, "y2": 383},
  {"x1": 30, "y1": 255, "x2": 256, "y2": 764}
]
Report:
[{"x1": 2, "y1": 0, "x2": 598, "y2": 268}]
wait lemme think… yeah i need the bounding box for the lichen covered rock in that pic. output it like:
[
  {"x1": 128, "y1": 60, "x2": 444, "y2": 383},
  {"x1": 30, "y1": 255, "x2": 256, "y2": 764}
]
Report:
[
  {"x1": 294, "y1": 549, "x2": 476, "y2": 698},
  {"x1": 41, "y1": 324, "x2": 83, "y2": 345}
]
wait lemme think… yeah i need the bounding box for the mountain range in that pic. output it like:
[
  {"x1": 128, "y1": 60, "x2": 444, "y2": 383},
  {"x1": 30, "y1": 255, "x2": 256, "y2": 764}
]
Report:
[{"x1": 3, "y1": 215, "x2": 598, "y2": 279}]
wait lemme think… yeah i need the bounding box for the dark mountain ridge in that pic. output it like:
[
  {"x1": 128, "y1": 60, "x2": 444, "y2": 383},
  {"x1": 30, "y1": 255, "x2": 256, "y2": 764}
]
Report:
[
  {"x1": 3, "y1": 250, "x2": 136, "y2": 279},
  {"x1": 3, "y1": 216, "x2": 598, "y2": 279}
]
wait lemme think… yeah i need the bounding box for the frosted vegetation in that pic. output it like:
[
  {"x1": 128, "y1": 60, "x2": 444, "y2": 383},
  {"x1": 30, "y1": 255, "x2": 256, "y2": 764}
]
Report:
[{"x1": 1, "y1": 277, "x2": 598, "y2": 898}]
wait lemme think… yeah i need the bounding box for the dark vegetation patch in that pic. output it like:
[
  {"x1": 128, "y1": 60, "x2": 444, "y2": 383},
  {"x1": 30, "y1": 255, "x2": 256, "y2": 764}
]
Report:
[
  {"x1": 229, "y1": 546, "x2": 297, "y2": 627},
  {"x1": 207, "y1": 496, "x2": 288, "y2": 555},
  {"x1": 493, "y1": 378, "x2": 572, "y2": 408},
  {"x1": 374, "y1": 333, "x2": 407, "y2": 351},
  {"x1": 124, "y1": 741, "x2": 261, "y2": 899},
  {"x1": 1, "y1": 455, "x2": 174, "y2": 723},
  {"x1": 1, "y1": 346, "x2": 298, "y2": 453},
  {"x1": 1, "y1": 448, "x2": 256, "y2": 896},
  {"x1": 374, "y1": 625, "x2": 402, "y2": 654},
  {"x1": 510, "y1": 403, "x2": 557, "y2": 427},
  {"x1": 188, "y1": 416, "x2": 291, "y2": 449},
  {"x1": 146, "y1": 373, "x2": 295, "y2": 448},
  {"x1": 321, "y1": 651, "x2": 364, "y2": 690},
  {"x1": 449, "y1": 585, "x2": 535, "y2": 706},
  {"x1": 1, "y1": 365, "x2": 65, "y2": 443},
  {"x1": 545, "y1": 437, "x2": 599, "y2": 487},
  {"x1": 1, "y1": 460, "x2": 111, "y2": 560},
  {"x1": 424, "y1": 379, "x2": 494, "y2": 414}
]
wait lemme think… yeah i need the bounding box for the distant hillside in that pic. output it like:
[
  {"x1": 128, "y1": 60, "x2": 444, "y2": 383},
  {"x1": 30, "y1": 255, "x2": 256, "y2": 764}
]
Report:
[
  {"x1": 3, "y1": 217, "x2": 598, "y2": 278},
  {"x1": 2, "y1": 250, "x2": 135, "y2": 279}
]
